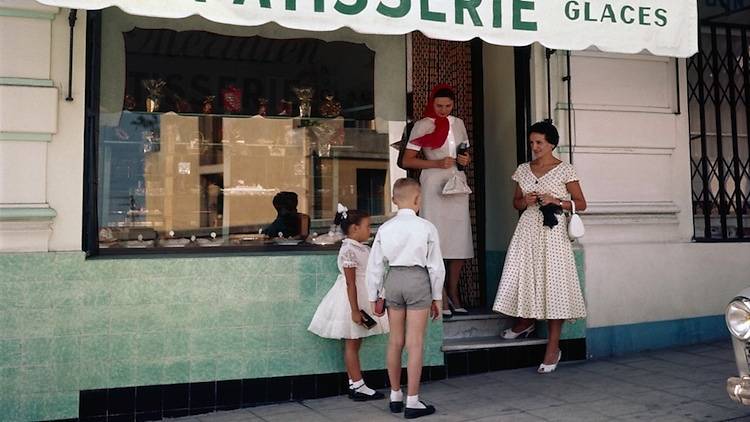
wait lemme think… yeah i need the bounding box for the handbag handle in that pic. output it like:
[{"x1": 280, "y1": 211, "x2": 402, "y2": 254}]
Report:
[{"x1": 570, "y1": 199, "x2": 576, "y2": 215}]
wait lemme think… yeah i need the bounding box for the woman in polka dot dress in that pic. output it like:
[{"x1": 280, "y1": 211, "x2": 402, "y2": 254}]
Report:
[{"x1": 492, "y1": 121, "x2": 587, "y2": 374}]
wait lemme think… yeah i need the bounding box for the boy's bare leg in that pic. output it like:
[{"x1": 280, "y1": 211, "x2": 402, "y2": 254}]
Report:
[
  {"x1": 386, "y1": 308, "x2": 406, "y2": 392},
  {"x1": 405, "y1": 308, "x2": 430, "y2": 396}
]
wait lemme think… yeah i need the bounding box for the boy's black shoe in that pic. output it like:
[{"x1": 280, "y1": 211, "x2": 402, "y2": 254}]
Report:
[
  {"x1": 351, "y1": 390, "x2": 385, "y2": 401},
  {"x1": 389, "y1": 401, "x2": 404, "y2": 413},
  {"x1": 404, "y1": 402, "x2": 436, "y2": 419}
]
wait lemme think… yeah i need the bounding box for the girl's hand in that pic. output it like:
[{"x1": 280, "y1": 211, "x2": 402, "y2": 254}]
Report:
[
  {"x1": 435, "y1": 157, "x2": 455, "y2": 169},
  {"x1": 539, "y1": 194, "x2": 560, "y2": 206},
  {"x1": 456, "y1": 152, "x2": 471, "y2": 167},
  {"x1": 524, "y1": 192, "x2": 539, "y2": 206},
  {"x1": 351, "y1": 310, "x2": 364, "y2": 325}
]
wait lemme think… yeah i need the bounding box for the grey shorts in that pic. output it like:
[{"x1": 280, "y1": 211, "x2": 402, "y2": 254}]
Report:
[{"x1": 385, "y1": 266, "x2": 432, "y2": 310}]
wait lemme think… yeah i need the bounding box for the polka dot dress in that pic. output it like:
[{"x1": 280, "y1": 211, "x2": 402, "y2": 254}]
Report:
[{"x1": 492, "y1": 162, "x2": 587, "y2": 320}]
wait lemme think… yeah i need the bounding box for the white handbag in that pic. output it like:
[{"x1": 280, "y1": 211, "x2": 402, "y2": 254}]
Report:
[
  {"x1": 568, "y1": 200, "x2": 585, "y2": 239},
  {"x1": 442, "y1": 170, "x2": 472, "y2": 195}
]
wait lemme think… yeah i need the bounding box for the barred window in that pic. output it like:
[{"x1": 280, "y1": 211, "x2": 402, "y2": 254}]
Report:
[{"x1": 688, "y1": 24, "x2": 750, "y2": 241}]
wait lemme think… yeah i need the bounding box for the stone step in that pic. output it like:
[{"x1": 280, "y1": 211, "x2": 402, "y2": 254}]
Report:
[
  {"x1": 442, "y1": 336, "x2": 548, "y2": 353},
  {"x1": 442, "y1": 310, "x2": 513, "y2": 340}
]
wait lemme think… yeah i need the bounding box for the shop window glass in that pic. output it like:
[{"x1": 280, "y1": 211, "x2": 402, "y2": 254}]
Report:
[{"x1": 96, "y1": 24, "x2": 404, "y2": 251}]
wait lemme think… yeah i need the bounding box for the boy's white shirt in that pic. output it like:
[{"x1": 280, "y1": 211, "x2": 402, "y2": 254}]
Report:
[{"x1": 365, "y1": 208, "x2": 446, "y2": 302}]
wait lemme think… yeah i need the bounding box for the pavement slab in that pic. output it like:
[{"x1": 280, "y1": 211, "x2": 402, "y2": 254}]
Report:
[{"x1": 164, "y1": 341, "x2": 750, "y2": 422}]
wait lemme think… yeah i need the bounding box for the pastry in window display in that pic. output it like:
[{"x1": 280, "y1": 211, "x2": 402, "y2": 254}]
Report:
[
  {"x1": 293, "y1": 87, "x2": 314, "y2": 118},
  {"x1": 123, "y1": 94, "x2": 136, "y2": 111},
  {"x1": 221, "y1": 179, "x2": 278, "y2": 196},
  {"x1": 202, "y1": 96, "x2": 216, "y2": 114},
  {"x1": 256, "y1": 97, "x2": 269, "y2": 117},
  {"x1": 196, "y1": 232, "x2": 223, "y2": 247},
  {"x1": 221, "y1": 85, "x2": 243, "y2": 114},
  {"x1": 173, "y1": 94, "x2": 192, "y2": 113},
  {"x1": 142, "y1": 79, "x2": 166, "y2": 112},
  {"x1": 277, "y1": 99, "x2": 293, "y2": 116},
  {"x1": 319, "y1": 93, "x2": 342, "y2": 118}
]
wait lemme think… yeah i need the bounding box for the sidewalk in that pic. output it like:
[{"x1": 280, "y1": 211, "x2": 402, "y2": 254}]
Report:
[{"x1": 167, "y1": 341, "x2": 750, "y2": 421}]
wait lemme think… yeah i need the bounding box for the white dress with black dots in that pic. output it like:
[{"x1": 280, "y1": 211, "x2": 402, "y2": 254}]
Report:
[
  {"x1": 492, "y1": 162, "x2": 587, "y2": 320},
  {"x1": 308, "y1": 239, "x2": 389, "y2": 339}
]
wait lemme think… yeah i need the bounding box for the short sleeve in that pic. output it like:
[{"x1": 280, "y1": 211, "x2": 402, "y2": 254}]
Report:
[
  {"x1": 406, "y1": 119, "x2": 434, "y2": 151},
  {"x1": 564, "y1": 164, "x2": 580, "y2": 184},
  {"x1": 452, "y1": 117, "x2": 470, "y2": 146},
  {"x1": 511, "y1": 164, "x2": 524, "y2": 183},
  {"x1": 340, "y1": 246, "x2": 358, "y2": 268}
]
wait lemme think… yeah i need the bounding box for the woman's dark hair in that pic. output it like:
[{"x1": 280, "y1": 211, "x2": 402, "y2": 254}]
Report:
[
  {"x1": 433, "y1": 88, "x2": 455, "y2": 101},
  {"x1": 334, "y1": 209, "x2": 370, "y2": 235},
  {"x1": 528, "y1": 121, "x2": 560, "y2": 147}
]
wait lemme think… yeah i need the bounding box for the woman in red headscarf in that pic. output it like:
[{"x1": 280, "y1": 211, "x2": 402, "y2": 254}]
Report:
[{"x1": 402, "y1": 85, "x2": 473, "y2": 318}]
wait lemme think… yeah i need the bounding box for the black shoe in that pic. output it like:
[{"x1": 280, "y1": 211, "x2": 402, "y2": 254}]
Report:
[
  {"x1": 404, "y1": 402, "x2": 436, "y2": 419},
  {"x1": 347, "y1": 386, "x2": 354, "y2": 399},
  {"x1": 351, "y1": 389, "x2": 385, "y2": 401},
  {"x1": 389, "y1": 400, "x2": 404, "y2": 413}
]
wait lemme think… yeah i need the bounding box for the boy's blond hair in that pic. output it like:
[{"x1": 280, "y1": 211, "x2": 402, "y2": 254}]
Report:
[{"x1": 392, "y1": 177, "x2": 421, "y2": 203}]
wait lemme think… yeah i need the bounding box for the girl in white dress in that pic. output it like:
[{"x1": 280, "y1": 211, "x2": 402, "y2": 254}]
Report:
[
  {"x1": 402, "y1": 85, "x2": 474, "y2": 318},
  {"x1": 308, "y1": 206, "x2": 389, "y2": 400},
  {"x1": 493, "y1": 121, "x2": 587, "y2": 374}
]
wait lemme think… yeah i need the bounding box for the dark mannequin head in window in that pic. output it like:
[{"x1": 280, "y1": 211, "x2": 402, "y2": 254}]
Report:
[{"x1": 265, "y1": 191, "x2": 301, "y2": 238}]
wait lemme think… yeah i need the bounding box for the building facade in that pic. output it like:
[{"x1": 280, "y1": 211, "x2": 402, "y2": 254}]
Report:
[{"x1": 1, "y1": 1, "x2": 746, "y2": 421}]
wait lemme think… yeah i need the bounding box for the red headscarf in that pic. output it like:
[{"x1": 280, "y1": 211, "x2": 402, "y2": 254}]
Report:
[{"x1": 410, "y1": 84, "x2": 454, "y2": 149}]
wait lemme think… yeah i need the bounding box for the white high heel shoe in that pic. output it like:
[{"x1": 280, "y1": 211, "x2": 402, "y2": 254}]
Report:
[
  {"x1": 537, "y1": 350, "x2": 562, "y2": 374},
  {"x1": 500, "y1": 323, "x2": 535, "y2": 339}
]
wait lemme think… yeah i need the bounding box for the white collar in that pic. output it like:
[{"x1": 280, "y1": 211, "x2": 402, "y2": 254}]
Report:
[
  {"x1": 343, "y1": 238, "x2": 365, "y2": 247},
  {"x1": 396, "y1": 209, "x2": 417, "y2": 217}
]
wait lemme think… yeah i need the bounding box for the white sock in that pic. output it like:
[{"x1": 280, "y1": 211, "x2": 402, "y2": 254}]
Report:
[
  {"x1": 406, "y1": 395, "x2": 425, "y2": 409},
  {"x1": 348, "y1": 378, "x2": 354, "y2": 388},
  {"x1": 351, "y1": 379, "x2": 376, "y2": 395},
  {"x1": 390, "y1": 389, "x2": 403, "y2": 402}
]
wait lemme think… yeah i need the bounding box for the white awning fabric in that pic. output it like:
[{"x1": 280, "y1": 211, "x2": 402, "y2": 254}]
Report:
[{"x1": 37, "y1": 0, "x2": 698, "y2": 57}]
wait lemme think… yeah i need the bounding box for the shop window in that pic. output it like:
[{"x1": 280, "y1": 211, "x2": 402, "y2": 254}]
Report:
[{"x1": 93, "y1": 21, "x2": 404, "y2": 252}]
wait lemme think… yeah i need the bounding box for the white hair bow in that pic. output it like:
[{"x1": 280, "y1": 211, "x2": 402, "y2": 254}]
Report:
[{"x1": 337, "y1": 203, "x2": 348, "y2": 219}]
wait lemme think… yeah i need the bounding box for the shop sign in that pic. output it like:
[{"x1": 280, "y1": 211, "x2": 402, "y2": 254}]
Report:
[{"x1": 37, "y1": 0, "x2": 698, "y2": 57}]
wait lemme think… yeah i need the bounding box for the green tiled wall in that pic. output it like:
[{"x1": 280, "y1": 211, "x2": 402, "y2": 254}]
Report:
[
  {"x1": 0, "y1": 252, "x2": 444, "y2": 422},
  {"x1": 485, "y1": 249, "x2": 587, "y2": 340}
]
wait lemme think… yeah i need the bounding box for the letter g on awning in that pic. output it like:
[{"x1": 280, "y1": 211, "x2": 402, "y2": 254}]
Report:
[{"x1": 34, "y1": 0, "x2": 698, "y2": 57}]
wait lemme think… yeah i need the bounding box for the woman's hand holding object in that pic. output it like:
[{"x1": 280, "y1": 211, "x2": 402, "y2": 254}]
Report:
[
  {"x1": 436, "y1": 157, "x2": 455, "y2": 169},
  {"x1": 456, "y1": 153, "x2": 471, "y2": 167}
]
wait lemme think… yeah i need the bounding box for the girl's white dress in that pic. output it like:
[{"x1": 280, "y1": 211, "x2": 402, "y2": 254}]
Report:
[{"x1": 308, "y1": 238, "x2": 389, "y2": 339}]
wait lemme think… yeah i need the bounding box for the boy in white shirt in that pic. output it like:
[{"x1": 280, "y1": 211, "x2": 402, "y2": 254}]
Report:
[{"x1": 367, "y1": 177, "x2": 445, "y2": 419}]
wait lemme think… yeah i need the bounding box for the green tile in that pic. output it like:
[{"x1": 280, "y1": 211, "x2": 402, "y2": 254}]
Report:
[
  {"x1": 19, "y1": 393, "x2": 47, "y2": 422},
  {"x1": 162, "y1": 330, "x2": 189, "y2": 358},
  {"x1": 162, "y1": 305, "x2": 192, "y2": 330},
  {"x1": 163, "y1": 360, "x2": 190, "y2": 383},
  {"x1": 78, "y1": 361, "x2": 109, "y2": 390},
  {"x1": 79, "y1": 306, "x2": 110, "y2": 335},
  {"x1": 80, "y1": 335, "x2": 109, "y2": 362},
  {"x1": 266, "y1": 325, "x2": 293, "y2": 350},
  {"x1": 0, "y1": 310, "x2": 23, "y2": 338},
  {"x1": 189, "y1": 358, "x2": 216, "y2": 382},
  {"x1": 243, "y1": 328, "x2": 268, "y2": 351},
  {"x1": 110, "y1": 280, "x2": 143, "y2": 305},
  {"x1": 216, "y1": 356, "x2": 245, "y2": 380},
  {"x1": 190, "y1": 304, "x2": 220, "y2": 329},
  {"x1": 51, "y1": 363, "x2": 79, "y2": 392},
  {"x1": 0, "y1": 396, "x2": 21, "y2": 422},
  {"x1": 0, "y1": 339, "x2": 22, "y2": 367},
  {"x1": 51, "y1": 306, "x2": 82, "y2": 337},
  {"x1": 267, "y1": 351, "x2": 298, "y2": 377},
  {"x1": 44, "y1": 392, "x2": 78, "y2": 421},
  {"x1": 217, "y1": 328, "x2": 245, "y2": 356},
  {"x1": 135, "y1": 361, "x2": 163, "y2": 385},
  {"x1": 108, "y1": 362, "x2": 136, "y2": 387},
  {"x1": 20, "y1": 366, "x2": 52, "y2": 393},
  {"x1": 19, "y1": 308, "x2": 54, "y2": 337},
  {"x1": 109, "y1": 306, "x2": 140, "y2": 333},
  {"x1": 244, "y1": 352, "x2": 268, "y2": 378},
  {"x1": 80, "y1": 280, "x2": 112, "y2": 306},
  {"x1": 189, "y1": 329, "x2": 220, "y2": 357},
  {"x1": 0, "y1": 282, "x2": 24, "y2": 310},
  {"x1": 137, "y1": 304, "x2": 168, "y2": 333},
  {"x1": 109, "y1": 334, "x2": 137, "y2": 362},
  {"x1": 190, "y1": 279, "x2": 218, "y2": 304},
  {"x1": 21, "y1": 337, "x2": 54, "y2": 365},
  {"x1": 135, "y1": 333, "x2": 165, "y2": 359},
  {"x1": 298, "y1": 273, "x2": 318, "y2": 300},
  {"x1": 0, "y1": 367, "x2": 21, "y2": 395}
]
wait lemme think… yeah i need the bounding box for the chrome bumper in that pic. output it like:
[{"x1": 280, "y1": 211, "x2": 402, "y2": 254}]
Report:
[{"x1": 727, "y1": 376, "x2": 750, "y2": 404}]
